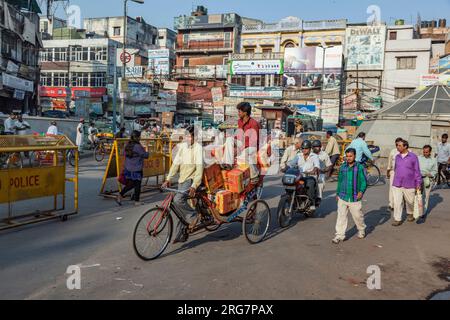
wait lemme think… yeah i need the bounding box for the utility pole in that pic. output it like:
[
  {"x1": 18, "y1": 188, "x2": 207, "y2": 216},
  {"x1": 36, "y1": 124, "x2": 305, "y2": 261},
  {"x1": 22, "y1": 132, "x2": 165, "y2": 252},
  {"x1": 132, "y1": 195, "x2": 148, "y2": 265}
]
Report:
[
  {"x1": 121, "y1": 0, "x2": 128, "y2": 122},
  {"x1": 112, "y1": 45, "x2": 118, "y2": 133},
  {"x1": 356, "y1": 63, "x2": 361, "y2": 111},
  {"x1": 319, "y1": 44, "x2": 334, "y2": 119}
]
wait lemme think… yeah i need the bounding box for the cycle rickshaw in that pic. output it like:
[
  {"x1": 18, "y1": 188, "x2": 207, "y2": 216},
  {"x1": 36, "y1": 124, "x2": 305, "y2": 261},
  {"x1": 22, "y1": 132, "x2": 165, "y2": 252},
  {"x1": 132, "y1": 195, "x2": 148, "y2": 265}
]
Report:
[{"x1": 132, "y1": 175, "x2": 271, "y2": 261}]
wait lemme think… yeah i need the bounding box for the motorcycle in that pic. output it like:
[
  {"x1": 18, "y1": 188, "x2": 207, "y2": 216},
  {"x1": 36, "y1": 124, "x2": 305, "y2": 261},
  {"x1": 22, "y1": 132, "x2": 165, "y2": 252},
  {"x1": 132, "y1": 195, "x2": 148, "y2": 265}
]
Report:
[{"x1": 277, "y1": 167, "x2": 320, "y2": 228}]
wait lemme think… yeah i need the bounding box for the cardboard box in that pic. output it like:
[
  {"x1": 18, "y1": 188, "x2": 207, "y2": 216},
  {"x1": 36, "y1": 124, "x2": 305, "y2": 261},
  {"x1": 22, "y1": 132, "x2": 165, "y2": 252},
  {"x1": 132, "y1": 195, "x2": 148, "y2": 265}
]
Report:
[
  {"x1": 203, "y1": 163, "x2": 224, "y2": 193},
  {"x1": 222, "y1": 168, "x2": 250, "y2": 193},
  {"x1": 216, "y1": 190, "x2": 241, "y2": 215}
]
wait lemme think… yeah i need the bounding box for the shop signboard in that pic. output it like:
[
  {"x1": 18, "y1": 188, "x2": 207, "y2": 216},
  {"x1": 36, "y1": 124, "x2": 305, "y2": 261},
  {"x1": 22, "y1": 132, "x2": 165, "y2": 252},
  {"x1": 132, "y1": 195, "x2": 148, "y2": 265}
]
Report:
[
  {"x1": 229, "y1": 87, "x2": 283, "y2": 99},
  {"x1": 2, "y1": 73, "x2": 34, "y2": 92},
  {"x1": 125, "y1": 66, "x2": 144, "y2": 78},
  {"x1": 230, "y1": 60, "x2": 283, "y2": 75}
]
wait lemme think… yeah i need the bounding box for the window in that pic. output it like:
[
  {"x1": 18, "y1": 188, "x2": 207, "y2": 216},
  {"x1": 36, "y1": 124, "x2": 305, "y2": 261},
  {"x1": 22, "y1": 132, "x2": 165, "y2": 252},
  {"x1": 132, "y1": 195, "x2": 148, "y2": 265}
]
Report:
[
  {"x1": 284, "y1": 42, "x2": 295, "y2": 49},
  {"x1": 113, "y1": 27, "x2": 121, "y2": 36},
  {"x1": 395, "y1": 88, "x2": 415, "y2": 100},
  {"x1": 389, "y1": 31, "x2": 397, "y2": 40},
  {"x1": 250, "y1": 76, "x2": 265, "y2": 87},
  {"x1": 244, "y1": 48, "x2": 255, "y2": 54},
  {"x1": 183, "y1": 59, "x2": 189, "y2": 67},
  {"x1": 90, "y1": 72, "x2": 106, "y2": 87},
  {"x1": 54, "y1": 47, "x2": 67, "y2": 61},
  {"x1": 89, "y1": 47, "x2": 107, "y2": 61},
  {"x1": 262, "y1": 47, "x2": 273, "y2": 54},
  {"x1": 224, "y1": 32, "x2": 232, "y2": 48},
  {"x1": 1, "y1": 31, "x2": 18, "y2": 59},
  {"x1": 72, "y1": 72, "x2": 89, "y2": 87},
  {"x1": 40, "y1": 73, "x2": 52, "y2": 86},
  {"x1": 274, "y1": 75, "x2": 283, "y2": 87},
  {"x1": 231, "y1": 75, "x2": 246, "y2": 86},
  {"x1": 53, "y1": 73, "x2": 68, "y2": 87},
  {"x1": 397, "y1": 57, "x2": 417, "y2": 70},
  {"x1": 40, "y1": 48, "x2": 52, "y2": 62}
]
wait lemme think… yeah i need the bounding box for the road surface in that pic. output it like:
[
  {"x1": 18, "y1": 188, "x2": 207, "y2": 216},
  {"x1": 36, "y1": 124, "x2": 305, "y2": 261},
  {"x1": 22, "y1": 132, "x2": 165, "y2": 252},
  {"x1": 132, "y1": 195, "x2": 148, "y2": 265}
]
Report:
[{"x1": 0, "y1": 159, "x2": 449, "y2": 300}]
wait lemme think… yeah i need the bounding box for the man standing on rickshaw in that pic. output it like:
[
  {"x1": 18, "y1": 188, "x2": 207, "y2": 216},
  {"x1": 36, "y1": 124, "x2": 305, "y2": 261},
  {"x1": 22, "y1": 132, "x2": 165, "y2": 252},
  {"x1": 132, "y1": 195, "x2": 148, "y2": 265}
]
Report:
[
  {"x1": 236, "y1": 102, "x2": 261, "y2": 185},
  {"x1": 161, "y1": 126, "x2": 204, "y2": 244}
]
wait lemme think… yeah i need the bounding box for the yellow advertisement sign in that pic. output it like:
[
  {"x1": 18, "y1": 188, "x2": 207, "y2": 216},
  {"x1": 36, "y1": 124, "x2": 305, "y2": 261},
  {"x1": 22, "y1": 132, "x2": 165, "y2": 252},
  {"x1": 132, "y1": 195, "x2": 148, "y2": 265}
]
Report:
[{"x1": 0, "y1": 167, "x2": 65, "y2": 204}]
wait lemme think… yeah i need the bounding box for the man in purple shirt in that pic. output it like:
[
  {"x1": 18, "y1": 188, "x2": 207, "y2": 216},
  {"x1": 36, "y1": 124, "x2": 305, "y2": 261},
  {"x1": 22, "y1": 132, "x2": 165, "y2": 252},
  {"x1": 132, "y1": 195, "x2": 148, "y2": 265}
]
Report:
[{"x1": 392, "y1": 140, "x2": 422, "y2": 226}]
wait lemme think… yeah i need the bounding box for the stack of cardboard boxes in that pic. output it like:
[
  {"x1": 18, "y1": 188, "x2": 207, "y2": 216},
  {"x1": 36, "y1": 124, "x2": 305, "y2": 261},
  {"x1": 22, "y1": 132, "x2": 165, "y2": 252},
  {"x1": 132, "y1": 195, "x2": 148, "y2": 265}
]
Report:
[{"x1": 203, "y1": 163, "x2": 251, "y2": 215}]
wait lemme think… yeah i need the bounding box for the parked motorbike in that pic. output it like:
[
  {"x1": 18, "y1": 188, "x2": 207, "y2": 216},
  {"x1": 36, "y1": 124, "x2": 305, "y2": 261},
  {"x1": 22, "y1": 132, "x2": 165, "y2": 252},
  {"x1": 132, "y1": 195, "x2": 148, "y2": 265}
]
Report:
[{"x1": 277, "y1": 167, "x2": 319, "y2": 228}]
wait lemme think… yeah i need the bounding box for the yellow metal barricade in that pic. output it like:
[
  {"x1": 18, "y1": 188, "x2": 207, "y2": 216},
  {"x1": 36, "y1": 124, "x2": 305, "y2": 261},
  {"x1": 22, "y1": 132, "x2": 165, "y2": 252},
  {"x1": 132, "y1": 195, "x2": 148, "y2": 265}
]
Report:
[
  {"x1": 99, "y1": 138, "x2": 178, "y2": 198},
  {"x1": 0, "y1": 135, "x2": 78, "y2": 231}
]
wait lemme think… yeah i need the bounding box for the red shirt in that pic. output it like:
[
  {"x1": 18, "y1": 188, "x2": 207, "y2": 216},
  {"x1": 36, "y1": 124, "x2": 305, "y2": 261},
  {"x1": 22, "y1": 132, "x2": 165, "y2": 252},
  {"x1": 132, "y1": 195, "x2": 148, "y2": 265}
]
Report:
[{"x1": 237, "y1": 117, "x2": 261, "y2": 150}]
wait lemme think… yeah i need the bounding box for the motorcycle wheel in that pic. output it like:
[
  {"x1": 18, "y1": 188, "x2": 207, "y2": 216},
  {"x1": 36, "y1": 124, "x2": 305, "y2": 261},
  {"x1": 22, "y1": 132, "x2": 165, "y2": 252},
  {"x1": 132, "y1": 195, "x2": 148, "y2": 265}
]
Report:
[{"x1": 277, "y1": 195, "x2": 293, "y2": 229}]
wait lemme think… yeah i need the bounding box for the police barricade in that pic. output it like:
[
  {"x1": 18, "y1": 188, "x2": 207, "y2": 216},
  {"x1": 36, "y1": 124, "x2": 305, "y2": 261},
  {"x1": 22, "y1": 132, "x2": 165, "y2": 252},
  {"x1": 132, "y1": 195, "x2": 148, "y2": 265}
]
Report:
[
  {"x1": 99, "y1": 138, "x2": 177, "y2": 198},
  {"x1": 0, "y1": 135, "x2": 79, "y2": 231}
]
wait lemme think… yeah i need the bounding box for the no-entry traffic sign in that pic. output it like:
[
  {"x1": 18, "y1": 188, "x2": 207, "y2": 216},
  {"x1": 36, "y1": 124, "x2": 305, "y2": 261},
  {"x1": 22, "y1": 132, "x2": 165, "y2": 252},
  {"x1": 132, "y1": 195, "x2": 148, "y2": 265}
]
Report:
[{"x1": 120, "y1": 51, "x2": 132, "y2": 64}]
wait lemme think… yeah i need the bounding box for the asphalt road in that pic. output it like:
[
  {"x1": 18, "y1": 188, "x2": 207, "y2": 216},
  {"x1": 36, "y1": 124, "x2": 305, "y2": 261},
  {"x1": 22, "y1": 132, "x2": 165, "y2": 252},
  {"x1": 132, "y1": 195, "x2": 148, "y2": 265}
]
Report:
[{"x1": 0, "y1": 159, "x2": 449, "y2": 300}]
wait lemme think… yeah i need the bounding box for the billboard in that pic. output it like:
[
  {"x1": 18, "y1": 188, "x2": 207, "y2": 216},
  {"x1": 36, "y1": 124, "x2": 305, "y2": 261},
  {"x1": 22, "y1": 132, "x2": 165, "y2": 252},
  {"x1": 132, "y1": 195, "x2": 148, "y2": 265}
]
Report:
[
  {"x1": 284, "y1": 46, "x2": 343, "y2": 90},
  {"x1": 230, "y1": 60, "x2": 284, "y2": 75},
  {"x1": 148, "y1": 49, "x2": 171, "y2": 76},
  {"x1": 284, "y1": 46, "x2": 343, "y2": 73},
  {"x1": 283, "y1": 73, "x2": 342, "y2": 90},
  {"x1": 439, "y1": 55, "x2": 450, "y2": 74},
  {"x1": 345, "y1": 26, "x2": 386, "y2": 70},
  {"x1": 420, "y1": 74, "x2": 450, "y2": 89}
]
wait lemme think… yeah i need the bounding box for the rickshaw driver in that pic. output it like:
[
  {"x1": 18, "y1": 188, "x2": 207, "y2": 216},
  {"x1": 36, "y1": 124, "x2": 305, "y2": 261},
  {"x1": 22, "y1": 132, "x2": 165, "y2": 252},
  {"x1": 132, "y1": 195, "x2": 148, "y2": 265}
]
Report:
[{"x1": 161, "y1": 126, "x2": 204, "y2": 244}]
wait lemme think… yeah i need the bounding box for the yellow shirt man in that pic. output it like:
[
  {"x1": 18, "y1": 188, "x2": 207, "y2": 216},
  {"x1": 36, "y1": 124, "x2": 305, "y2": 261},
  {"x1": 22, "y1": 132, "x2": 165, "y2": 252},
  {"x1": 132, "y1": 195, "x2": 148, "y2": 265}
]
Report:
[{"x1": 166, "y1": 142, "x2": 204, "y2": 190}]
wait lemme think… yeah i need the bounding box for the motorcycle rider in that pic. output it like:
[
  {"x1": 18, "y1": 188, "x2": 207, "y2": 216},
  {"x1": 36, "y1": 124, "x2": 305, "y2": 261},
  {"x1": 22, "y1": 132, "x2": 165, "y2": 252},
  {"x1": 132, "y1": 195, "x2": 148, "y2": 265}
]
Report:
[
  {"x1": 296, "y1": 140, "x2": 321, "y2": 212},
  {"x1": 312, "y1": 140, "x2": 333, "y2": 203}
]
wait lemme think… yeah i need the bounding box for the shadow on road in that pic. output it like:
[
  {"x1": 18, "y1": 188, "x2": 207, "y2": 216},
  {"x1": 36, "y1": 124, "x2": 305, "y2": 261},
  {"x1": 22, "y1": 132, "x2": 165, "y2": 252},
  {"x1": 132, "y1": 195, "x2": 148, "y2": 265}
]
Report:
[
  {"x1": 346, "y1": 206, "x2": 391, "y2": 239},
  {"x1": 419, "y1": 193, "x2": 444, "y2": 224}
]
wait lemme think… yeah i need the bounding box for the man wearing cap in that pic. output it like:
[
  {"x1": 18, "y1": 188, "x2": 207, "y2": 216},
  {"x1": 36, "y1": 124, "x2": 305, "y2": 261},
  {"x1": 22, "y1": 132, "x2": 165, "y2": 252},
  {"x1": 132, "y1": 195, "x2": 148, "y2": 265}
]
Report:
[{"x1": 47, "y1": 121, "x2": 59, "y2": 135}]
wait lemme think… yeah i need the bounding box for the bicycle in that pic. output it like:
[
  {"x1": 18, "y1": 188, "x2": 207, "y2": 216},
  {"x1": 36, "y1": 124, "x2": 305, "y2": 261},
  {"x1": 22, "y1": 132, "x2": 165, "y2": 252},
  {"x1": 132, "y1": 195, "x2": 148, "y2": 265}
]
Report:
[
  {"x1": 0, "y1": 152, "x2": 24, "y2": 169},
  {"x1": 133, "y1": 180, "x2": 271, "y2": 261},
  {"x1": 438, "y1": 163, "x2": 450, "y2": 188},
  {"x1": 94, "y1": 139, "x2": 113, "y2": 162}
]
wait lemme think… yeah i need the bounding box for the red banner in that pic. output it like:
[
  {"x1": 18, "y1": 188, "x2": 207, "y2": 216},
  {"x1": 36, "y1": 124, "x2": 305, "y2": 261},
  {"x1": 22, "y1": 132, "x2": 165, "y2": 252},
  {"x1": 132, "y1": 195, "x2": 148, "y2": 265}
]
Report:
[{"x1": 39, "y1": 86, "x2": 106, "y2": 99}]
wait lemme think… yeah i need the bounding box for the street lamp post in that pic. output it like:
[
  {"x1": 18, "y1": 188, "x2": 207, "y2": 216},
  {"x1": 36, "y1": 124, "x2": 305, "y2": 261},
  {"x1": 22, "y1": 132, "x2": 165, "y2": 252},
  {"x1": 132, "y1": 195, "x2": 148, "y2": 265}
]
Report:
[
  {"x1": 121, "y1": 0, "x2": 144, "y2": 123},
  {"x1": 318, "y1": 43, "x2": 334, "y2": 119}
]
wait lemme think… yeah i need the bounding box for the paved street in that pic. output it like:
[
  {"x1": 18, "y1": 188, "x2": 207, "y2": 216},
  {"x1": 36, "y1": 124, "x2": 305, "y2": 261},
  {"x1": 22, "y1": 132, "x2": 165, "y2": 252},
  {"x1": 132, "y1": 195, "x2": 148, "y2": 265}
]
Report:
[{"x1": 0, "y1": 159, "x2": 449, "y2": 300}]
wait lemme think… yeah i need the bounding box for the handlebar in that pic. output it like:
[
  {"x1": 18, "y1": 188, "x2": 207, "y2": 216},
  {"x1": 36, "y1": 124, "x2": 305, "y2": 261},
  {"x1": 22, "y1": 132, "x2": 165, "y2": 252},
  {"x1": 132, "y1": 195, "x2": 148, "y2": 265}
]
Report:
[{"x1": 160, "y1": 187, "x2": 189, "y2": 195}]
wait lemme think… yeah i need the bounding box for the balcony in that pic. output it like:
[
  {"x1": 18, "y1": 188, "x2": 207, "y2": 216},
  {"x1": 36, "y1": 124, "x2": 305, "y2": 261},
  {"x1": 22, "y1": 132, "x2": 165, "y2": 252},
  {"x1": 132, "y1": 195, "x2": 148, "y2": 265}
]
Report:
[
  {"x1": 242, "y1": 21, "x2": 303, "y2": 33},
  {"x1": 303, "y1": 19, "x2": 348, "y2": 31},
  {"x1": 176, "y1": 40, "x2": 233, "y2": 53}
]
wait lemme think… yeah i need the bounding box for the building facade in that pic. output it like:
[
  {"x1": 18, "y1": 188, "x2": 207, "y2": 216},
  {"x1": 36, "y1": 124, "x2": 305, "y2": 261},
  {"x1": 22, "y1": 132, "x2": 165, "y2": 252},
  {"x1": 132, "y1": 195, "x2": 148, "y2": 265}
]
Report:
[
  {"x1": 83, "y1": 16, "x2": 159, "y2": 50},
  {"x1": 173, "y1": 6, "x2": 244, "y2": 124},
  {"x1": 39, "y1": 37, "x2": 118, "y2": 117},
  {"x1": 0, "y1": 0, "x2": 42, "y2": 114},
  {"x1": 382, "y1": 24, "x2": 431, "y2": 105}
]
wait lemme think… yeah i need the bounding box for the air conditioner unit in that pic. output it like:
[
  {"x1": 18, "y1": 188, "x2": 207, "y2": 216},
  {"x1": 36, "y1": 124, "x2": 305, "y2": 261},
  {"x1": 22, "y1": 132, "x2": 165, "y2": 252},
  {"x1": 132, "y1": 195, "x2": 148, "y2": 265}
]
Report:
[{"x1": 198, "y1": 81, "x2": 207, "y2": 87}]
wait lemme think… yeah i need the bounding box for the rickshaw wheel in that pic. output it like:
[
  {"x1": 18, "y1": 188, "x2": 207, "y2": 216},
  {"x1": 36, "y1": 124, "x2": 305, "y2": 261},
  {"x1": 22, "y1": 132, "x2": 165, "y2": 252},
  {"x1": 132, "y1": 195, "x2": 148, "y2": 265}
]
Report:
[{"x1": 243, "y1": 200, "x2": 271, "y2": 244}]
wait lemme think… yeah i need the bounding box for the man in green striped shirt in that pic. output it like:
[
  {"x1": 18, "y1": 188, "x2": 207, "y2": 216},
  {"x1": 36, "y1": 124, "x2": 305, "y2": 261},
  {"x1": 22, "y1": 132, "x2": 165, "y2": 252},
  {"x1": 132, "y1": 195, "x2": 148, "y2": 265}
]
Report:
[{"x1": 333, "y1": 148, "x2": 368, "y2": 244}]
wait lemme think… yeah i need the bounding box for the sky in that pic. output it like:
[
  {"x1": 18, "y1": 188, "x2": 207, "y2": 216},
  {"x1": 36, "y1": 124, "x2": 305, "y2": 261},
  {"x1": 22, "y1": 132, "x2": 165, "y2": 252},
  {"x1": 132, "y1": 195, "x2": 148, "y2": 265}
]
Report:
[{"x1": 52, "y1": 0, "x2": 450, "y2": 29}]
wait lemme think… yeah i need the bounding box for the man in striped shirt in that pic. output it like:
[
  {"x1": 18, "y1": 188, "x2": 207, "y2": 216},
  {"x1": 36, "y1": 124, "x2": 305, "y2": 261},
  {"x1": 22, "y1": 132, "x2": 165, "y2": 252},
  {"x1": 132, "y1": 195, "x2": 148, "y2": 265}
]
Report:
[{"x1": 332, "y1": 148, "x2": 368, "y2": 244}]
